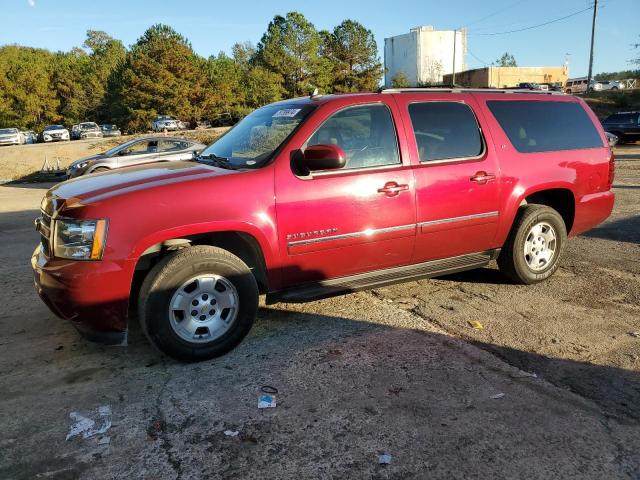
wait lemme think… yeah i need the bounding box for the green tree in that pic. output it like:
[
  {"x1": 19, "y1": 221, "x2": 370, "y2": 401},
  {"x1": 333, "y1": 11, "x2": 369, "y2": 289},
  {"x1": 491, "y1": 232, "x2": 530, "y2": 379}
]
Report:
[
  {"x1": 321, "y1": 20, "x2": 382, "y2": 92},
  {"x1": 255, "y1": 12, "x2": 330, "y2": 97},
  {"x1": 109, "y1": 24, "x2": 202, "y2": 131},
  {"x1": 83, "y1": 30, "x2": 126, "y2": 120},
  {"x1": 0, "y1": 45, "x2": 59, "y2": 129},
  {"x1": 496, "y1": 52, "x2": 517, "y2": 67},
  {"x1": 231, "y1": 42, "x2": 283, "y2": 109},
  {"x1": 391, "y1": 71, "x2": 411, "y2": 88}
]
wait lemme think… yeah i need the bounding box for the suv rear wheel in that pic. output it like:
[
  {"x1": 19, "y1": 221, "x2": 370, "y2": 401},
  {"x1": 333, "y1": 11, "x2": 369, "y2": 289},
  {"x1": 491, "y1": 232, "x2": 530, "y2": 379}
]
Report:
[
  {"x1": 498, "y1": 204, "x2": 567, "y2": 284},
  {"x1": 138, "y1": 245, "x2": 258, "y2": 361}
]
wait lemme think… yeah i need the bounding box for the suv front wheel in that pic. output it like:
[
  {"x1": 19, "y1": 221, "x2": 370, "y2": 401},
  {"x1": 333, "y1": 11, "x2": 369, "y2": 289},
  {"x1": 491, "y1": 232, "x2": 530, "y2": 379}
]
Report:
[
  {"x1": 138, "y1": 245, "x2": 259, "y2": 361},
  {"x1": 498, "y1": 204, "x2": 567, "y2": 284}
]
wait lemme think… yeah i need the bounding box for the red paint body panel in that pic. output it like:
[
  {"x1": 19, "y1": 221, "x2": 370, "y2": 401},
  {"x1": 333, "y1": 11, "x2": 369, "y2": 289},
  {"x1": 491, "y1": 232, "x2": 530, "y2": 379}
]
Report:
[{"x1": 32, "y1": 92, "x2": 615, "y2": 337}]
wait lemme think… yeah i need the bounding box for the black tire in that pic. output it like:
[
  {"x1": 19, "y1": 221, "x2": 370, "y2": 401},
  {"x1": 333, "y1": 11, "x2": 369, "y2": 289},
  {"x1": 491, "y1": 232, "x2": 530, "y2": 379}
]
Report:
[
  {"x1": 138, "y1": 245, "x2": 258, "y2": 362},
  {"x1": 498, "y1": 204, "x2": 567, "y2": 285}
]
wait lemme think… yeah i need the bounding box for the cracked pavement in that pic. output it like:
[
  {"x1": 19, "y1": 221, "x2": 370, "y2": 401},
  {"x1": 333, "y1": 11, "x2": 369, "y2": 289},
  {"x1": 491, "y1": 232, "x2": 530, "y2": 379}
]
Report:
[{"x1": 0, "y1": 146, "x2": 639, "y2": 479}]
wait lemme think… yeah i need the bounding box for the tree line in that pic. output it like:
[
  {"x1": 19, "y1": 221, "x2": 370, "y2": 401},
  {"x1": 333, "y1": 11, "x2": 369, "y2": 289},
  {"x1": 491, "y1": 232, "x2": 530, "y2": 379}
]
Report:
[{"x1": 0, "y1": 12, "x2": 383, "y2": 132}]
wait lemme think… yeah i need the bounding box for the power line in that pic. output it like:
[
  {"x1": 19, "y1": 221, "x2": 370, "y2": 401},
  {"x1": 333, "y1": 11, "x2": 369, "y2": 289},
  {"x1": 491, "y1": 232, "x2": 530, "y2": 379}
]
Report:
[
  {"x1": 458, "y1": 0, "x2": 528, "y2": 29},
  {"x1": 467, "y1": 49, "x2": 489, "y2": 66},
  {"x1": 470, "y1": 5, "x2": 593, "y2": 36}
]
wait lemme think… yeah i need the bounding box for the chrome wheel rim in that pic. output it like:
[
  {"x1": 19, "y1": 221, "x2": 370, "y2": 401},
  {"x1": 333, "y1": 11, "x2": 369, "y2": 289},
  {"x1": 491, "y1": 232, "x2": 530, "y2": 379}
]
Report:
[
  {"x1": 523, "y1": 222, "x2": 557, "y2": 272},
  {"x1": 168, "y1": 274, "x2": 239, "y2": 343}
]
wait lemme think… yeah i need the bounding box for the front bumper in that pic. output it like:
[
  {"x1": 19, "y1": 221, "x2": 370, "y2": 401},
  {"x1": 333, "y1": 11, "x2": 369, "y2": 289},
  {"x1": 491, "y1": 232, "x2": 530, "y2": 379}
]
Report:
[
  {"x1": 0, "y1": 138, "x2": 20, "y2": 145},
  {"x1": 31, "y1": 244, "x2": 131, "y2": 345}
]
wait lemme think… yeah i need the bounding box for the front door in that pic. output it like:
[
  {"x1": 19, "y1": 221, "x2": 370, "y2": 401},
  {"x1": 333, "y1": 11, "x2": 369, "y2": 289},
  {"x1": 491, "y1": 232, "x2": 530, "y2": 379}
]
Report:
[
  {"x1": 274, "y1": 100, "x2": 416, "y2": 287},
  {"x1": 394, "y1": 94, "x2": 501, "y2": 263}
]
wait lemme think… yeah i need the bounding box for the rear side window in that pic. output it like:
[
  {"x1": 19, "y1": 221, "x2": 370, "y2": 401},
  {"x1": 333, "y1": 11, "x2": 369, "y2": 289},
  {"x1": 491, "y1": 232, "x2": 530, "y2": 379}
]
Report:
[
  {"x1": 408, "y1": 102, "x2": 483, "y2": 162},
  {"x1": 605, "y1": 113, "x2": 638, "y2": 124},
  {"x1": 487, "y1": 101, "x2": 603, "y2": 153}
]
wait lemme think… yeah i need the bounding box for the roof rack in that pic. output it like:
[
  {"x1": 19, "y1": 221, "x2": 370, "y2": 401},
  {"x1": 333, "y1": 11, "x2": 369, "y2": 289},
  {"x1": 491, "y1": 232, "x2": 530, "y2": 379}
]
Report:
[{"x1": 380, "y1": 87, "x2": 564, "y2": 95}]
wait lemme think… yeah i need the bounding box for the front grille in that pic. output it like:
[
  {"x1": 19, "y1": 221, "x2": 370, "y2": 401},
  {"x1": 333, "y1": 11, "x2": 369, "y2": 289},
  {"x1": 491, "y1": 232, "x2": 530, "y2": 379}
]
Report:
[{"x1": 38, "y1": 211, "x2": 53, "y2": 257}]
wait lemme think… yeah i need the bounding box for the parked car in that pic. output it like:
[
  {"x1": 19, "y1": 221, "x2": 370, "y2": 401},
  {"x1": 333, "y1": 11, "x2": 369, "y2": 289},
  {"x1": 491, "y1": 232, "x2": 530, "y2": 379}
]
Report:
[
  {"x1": 602, "y1": 111, "x2": 640, "y2": 143},
  {"x1": 33, "y1": 90, "x2": 614, "y2": 361},
  {"x1": 598, "y1": 80, "x2": 625, "y2": 91},
  {"x1": 517, "y1": 82, "x2": 547, "y2": 91},
  {"x1": 40, "y1": 125, "x2": 70, "y2": 142},
  {"x1": 78, "y1": 122, "x2": 103, "y2": 139},
  {"x1": 565, "y1": 77, "x2": 602, "y2": 94},
  {"x1": 605, "y1": 131, "x2": 619, "y2": 147},
  {"x1": 66, "y1": 136, "x2": 205, "y2": 178},
  {"x1": 0, "y1": 128, "x2": 25, "y2": 146},
  {"x1": 21, "y1": 130, "x2": 38, "y2": 144},
  {"x1": 100, "y1": 124, "x2": 122, "y2": 137},
  {"x1": 71, "y1": 124, "x2": 81, "y2": 140},
  {"x1": 153, "y1": 115, "x2": 179, "y2": 132},
  {"x1": 540, "y1": 82, "x2": 563, "y2": 92}
]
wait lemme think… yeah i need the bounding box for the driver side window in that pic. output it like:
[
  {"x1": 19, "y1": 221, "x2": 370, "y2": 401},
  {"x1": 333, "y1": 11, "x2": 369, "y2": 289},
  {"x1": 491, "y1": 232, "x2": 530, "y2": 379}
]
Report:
[
  {"x1": 306, "y1": 104, "x2": 400, "y2": 170},
  {"x1": 122, "y1": 140, "x2": 158, "y2": 156}
]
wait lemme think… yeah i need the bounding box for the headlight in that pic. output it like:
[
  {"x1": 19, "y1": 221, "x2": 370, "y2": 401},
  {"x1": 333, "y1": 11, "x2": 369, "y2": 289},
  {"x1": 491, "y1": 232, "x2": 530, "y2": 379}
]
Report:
[
  {"x1": 72, "y1": 161, "x2": 90, "y2": 170},
  {"x1": 53, "y1": 218, "x2": 108, "y2": 260}
]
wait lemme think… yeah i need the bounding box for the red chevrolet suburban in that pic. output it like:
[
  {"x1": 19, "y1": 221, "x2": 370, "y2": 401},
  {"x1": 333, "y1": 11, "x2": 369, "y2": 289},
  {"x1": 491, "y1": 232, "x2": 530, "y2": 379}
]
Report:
[{"x1": 32, "y1": 89, "x2": 615, "y2": 361}]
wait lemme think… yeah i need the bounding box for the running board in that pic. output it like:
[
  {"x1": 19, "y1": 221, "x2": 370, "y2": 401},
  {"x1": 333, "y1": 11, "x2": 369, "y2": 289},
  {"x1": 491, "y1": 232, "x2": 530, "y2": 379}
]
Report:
[{"x1": 267, "y1": 250, "x2": 498, "y2": 304}]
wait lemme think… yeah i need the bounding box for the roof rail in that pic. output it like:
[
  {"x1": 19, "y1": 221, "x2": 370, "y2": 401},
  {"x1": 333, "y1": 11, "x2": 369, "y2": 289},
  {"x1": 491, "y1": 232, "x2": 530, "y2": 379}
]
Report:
[{"x1": 380, "y1": 87, "x2": 564, "y2": 95}]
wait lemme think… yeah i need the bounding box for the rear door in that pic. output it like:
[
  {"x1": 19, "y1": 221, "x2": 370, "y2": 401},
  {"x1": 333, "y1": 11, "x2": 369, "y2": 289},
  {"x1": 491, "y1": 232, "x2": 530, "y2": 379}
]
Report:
[
  {"x1": 274, "y1": 98, "x2": 416, "y2": 286},
  {"x1": 394, "y1": 93, "x2": 501, "y2": 263}
]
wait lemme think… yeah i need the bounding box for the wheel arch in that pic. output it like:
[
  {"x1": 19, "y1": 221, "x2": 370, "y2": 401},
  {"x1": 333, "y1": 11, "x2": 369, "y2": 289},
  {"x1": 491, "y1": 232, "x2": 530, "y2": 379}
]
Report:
[
  {"x1": 500, "y1": 184, "x2": 577, "y2": 244},
  {"x1": 129, "y1": 227, "x2": 273, "y2": 311}
]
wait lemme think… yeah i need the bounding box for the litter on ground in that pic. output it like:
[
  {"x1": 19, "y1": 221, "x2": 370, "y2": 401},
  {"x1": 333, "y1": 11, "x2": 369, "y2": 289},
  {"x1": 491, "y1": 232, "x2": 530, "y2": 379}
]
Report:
[
  {"x1": 65, "y1": 405, "x2": 112, "y2": 440},
  {"x1": 258, "y1": 394, "x2": 276, "y2": 409},
  {"x1": 468, "y1": 320, "x2": 484, "y2": 330},
  {"x1": 378, "y1": 453, "x2": 392, "y2": 465}
]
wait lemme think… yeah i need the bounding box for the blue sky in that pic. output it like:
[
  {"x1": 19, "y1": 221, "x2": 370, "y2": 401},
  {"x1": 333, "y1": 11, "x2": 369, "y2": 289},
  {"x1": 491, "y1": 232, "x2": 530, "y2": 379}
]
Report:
[{"x1": 1, "y1": 0, "x2": 638, "y2": 77}]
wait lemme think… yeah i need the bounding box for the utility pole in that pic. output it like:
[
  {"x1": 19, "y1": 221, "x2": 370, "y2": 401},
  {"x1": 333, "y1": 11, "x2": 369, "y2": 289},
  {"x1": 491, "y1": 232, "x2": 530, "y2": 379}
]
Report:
[
  {"x1": 586, "y1": 0, "x2": 598, "y2": 91},
  {"x1": 452, "y1": 29, "x2": 457, "y2": 86}
]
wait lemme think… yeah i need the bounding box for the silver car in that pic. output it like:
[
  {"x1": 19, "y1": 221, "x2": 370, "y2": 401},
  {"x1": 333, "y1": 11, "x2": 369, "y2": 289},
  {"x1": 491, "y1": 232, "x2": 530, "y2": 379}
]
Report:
[
  {"x1": 598, "y1": 80, "x2": 625, "y2": 91},
  {"x1": 0, "y1": 128, "x2": 25, "y2": 146},
  {"x1": 153, "y1": 115, "x2": 180, "y2": 132},
  {"x1": 67, "y1": 136, "x2": 205, "y2": 178},
  {"x1": 79, "y1": 122, "x2": 103, "y2": 139}
]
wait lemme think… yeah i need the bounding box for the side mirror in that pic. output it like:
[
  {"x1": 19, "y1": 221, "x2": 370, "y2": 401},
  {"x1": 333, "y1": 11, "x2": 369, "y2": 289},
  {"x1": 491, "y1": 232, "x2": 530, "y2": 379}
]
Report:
[
  {"x1": 302, "y1": 144, "x2": 346, "y2": 172},
  {"x1": 118, "y1": 150, "x2": 127, "y2": 156}
]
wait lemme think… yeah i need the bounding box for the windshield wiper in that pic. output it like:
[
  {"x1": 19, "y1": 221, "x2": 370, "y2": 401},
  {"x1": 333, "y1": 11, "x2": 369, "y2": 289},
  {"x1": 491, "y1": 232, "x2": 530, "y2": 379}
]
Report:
[{"x1": 196, "y1": 153, "x2": 238, "y2": 170}]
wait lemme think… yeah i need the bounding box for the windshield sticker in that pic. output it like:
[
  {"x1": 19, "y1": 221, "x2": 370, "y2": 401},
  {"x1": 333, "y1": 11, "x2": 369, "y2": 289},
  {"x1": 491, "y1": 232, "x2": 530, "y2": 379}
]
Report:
[{"x1": 273, "y1": 108, "x2": 301, "y2": 118}]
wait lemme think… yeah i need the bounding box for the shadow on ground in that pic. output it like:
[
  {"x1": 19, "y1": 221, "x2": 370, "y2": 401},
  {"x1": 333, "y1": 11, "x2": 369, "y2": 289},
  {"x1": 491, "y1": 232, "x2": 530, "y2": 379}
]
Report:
[{"x1": 582, "y1": 214, "x2": 640, "y2": 244}]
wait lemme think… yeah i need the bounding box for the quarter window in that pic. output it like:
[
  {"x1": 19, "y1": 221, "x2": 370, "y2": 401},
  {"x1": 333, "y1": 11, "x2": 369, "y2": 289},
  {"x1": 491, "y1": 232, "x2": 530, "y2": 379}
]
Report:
[
  {"x1": 305, "y1": 104, "x2": 400, "y2": 169},
  {"x1": 408, "y1": 102, "x2": 483, "y2": 162},
  {"x1": 487, "y1": 101, "x2": 603, "y2": 153}
]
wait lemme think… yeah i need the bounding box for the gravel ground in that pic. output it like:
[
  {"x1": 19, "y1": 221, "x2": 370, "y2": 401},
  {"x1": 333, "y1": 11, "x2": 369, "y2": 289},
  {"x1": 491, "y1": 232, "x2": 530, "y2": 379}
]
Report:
[{"x1": 0, "y1": 147, "x2": 638, "y2": 479}]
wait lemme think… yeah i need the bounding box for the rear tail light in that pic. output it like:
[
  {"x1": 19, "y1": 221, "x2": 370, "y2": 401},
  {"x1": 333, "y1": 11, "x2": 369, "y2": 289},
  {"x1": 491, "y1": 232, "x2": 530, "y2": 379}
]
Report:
[{"x1": 607, "y1": 150, "x2": 615, "y2": 189}]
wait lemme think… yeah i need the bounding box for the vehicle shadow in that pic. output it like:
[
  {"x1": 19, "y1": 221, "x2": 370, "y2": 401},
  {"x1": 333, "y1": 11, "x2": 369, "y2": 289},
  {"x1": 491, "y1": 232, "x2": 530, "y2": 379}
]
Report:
[
  {"x1": 433, "y1": 266, "x2": 511, "y2": 285},
  {"x1": 582, "y1": 214, "x2": 640, "y2": 244}
]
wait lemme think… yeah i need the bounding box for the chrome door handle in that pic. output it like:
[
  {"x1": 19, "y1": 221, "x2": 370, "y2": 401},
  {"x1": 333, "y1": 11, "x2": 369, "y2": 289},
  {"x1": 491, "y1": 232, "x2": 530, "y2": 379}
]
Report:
[
  {"x1": 378, "y1": 182, "x2": 409, "y2": 196},
  {"x1": 470, "y1": 171, "x2": 496, "y2": 184}
]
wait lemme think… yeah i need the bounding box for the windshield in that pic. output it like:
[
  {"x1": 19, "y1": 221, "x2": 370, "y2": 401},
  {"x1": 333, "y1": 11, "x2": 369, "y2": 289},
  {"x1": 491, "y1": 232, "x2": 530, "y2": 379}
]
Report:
[
  {"x1": 0, "y1": 128, "x2": 18, "y2": 135},
  {"x1": 45, "y1": 125, "x2": 64, "y2": 131},
  {"x1": 80, "y1": 122, "x2": 98, "y2": 130},
  {"x1": 199, "y1": 103, "x2": 315, "y2": 168}
]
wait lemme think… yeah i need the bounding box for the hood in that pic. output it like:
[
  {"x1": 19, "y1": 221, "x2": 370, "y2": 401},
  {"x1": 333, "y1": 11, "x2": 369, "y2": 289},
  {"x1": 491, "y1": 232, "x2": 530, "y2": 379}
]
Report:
[
  {"x1": 44, "y1": 161, "x2": 239, "y2": 213},
  {"x1": 44, "y1": 128, "x2": 68, "y2": 134}
]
